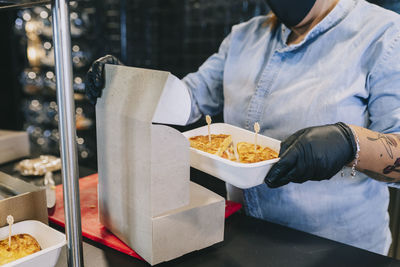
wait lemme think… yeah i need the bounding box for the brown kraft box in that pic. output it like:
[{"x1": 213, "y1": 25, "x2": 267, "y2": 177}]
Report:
[{"x1": 0, "y1": 171, "x2": 48, "y2": 227}]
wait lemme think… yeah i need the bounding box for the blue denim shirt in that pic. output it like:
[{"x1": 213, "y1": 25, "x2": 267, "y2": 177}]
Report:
[{"x1": 183, "y1": 0, "x2": 400, "y2": 254}]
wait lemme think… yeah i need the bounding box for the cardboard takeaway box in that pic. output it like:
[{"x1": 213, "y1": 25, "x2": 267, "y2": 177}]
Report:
[
  {"x1": 0, "y1": 130, "x2": 30, "y2": 164},
  {"x1": 96, "y1": 64, "x2": 225, "y2": 265},
  {"x1": 0, "y1": 171, "x2": 48, "y2": 228}
]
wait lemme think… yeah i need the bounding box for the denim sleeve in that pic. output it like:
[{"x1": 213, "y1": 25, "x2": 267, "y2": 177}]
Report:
[
  {"x1": 183, "y1": 33, "x2": 231, "y2": 124},
  {"x1": 367, "y1": 30, "x2": 400, "y2": 188},
  {"x1": 367, "y1": 31, "x2": 400, "y2": 134}
]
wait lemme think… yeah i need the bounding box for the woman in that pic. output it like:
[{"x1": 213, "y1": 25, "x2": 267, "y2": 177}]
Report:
[{"x1": 86, "y1": 0, "x2": 400, "y2": 255}]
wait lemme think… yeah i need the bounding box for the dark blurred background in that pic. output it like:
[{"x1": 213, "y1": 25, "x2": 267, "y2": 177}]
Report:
[
  {"x1": 0, "y1": 0, "x2": 270, "y2": 169},
  {"x1": 0, "y1": 0, "x2": 400, "y2": 257}
]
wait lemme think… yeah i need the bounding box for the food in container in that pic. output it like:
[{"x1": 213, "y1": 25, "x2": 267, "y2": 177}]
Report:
[
  {"x1": 236, "y1": 142, "x2": 278, "y2": 163},
  {"x1": 188, "y1": 135, "x2": 278, "y2": 164},
  {"x1": 183, "y1": 123, "x2": 281, "y2": 189},
  {"x1": 0, "y1": 220, "x2": 65, "y2": 267},
  {"x1": 0, "y1": 234, "x2": 41, "y2": 265},
  {"x1": 189, "y1": 134, "x2": 236, "y2": 161}
]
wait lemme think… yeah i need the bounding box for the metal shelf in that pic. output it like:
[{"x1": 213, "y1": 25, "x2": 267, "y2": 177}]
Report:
[
  {"x1": 0, "y1": 1, "x2": 83, "y2": 267},
  {"x1": 0, "y1": 0, "x2": 51, "y2": 10}
]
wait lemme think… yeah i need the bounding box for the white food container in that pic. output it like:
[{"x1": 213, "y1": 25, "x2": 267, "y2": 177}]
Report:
[
  {"x1": 183, "y1": 123, "x2": 281, "y2": 189},
  {"x1": 0, "y1": 220, "x2": 66, "y2": 267}
]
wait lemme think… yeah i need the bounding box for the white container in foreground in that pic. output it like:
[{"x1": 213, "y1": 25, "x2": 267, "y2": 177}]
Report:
[
  {"x1": 0, "y1": 220, "x2": 66, "y2": 267},
  {"x1": 183, "y1": 123, "x2": 281, "y2": 189}
]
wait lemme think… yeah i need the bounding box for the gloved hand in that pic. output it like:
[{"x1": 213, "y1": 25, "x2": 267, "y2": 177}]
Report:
[
  {"x1": 265, "y1": 122, "x2": 357, "y2": 188},
  {"x1": 85, "y1": 55, "x2": 124, "y2": 104}
]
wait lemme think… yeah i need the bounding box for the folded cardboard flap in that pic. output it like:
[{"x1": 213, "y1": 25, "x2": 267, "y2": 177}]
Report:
[
  {"x1": 102, "y1": 64, "x2": 191, "y2": 126},
  {"x1": 0, "y1": 171, "x2": 48, "y2": 228},
  {"x1": 152, "y1": 73, "x2": 191, "y2": 126}
]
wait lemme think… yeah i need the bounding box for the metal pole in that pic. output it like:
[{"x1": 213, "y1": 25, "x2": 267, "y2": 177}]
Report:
[{"x1": 51, "y1": 0, "x2": 84, "y2": 266}]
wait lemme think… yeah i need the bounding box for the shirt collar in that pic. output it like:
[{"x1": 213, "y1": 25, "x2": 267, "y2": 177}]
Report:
[{"x1": 278, "y1": 0, "x2": 357, "y2": 51}]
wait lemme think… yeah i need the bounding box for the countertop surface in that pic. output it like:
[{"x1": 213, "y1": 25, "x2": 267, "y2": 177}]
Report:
[
  {"x1": 1, "y1": 161, "x2": 400, "y2": 266},
  {"x1": 53, "y1": 212, "x2": 400, "y2": 267}
]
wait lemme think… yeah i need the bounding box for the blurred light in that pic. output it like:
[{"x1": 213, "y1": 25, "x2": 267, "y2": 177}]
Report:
[
  {"x1": 22, "y1": 13, "x2": 31, "y2": 21},
  {"x1": 76, "y1": 107, "x2": 83, "y2": 114},
  {"x1": 74, "y1": 77, "x2": 82, "y2": 84},
  {"x1": 81, "y1": 151, "x2": 88, "y2": 158},
  {"x1": 28, "y1": 71, "x2": 36, "y2": 79},
  {"x1": 37, "y1": 138, "x2": 45, "y2": 145},
  {"x1": 33, "y1": 127, "x2": 42, "y2": 136},
  {"x1": 26, "y1": 125, "x2": 35, "y2": 134},
  {"x1": 72, "y1": 56, "x2": 80, "y2": 64},
  {"x1": 74, "y1": 18, "x2": 82, "y2": 26},
  {"x1": 31, "y1": 100, "x2": 40, "y2": 107},
  {"x1": 46, "y1": 71, "x2": 54, "y2": 79},
  {"x1": 72, "y1": 45, "x2": 80, "y2": 52},
  {"x1": 70, "y1": 1, "x2": 78, "y2": 9},
  {"x1": 50, "y1": 101, "x2": 57, "y2": 109},
  {"x1": 77, "y1": 137, "x2": 84, "y2": 145},
  {"x1": 52, "y1": 129, "x2": 59, "y2": 139},
  {"x1": 40, "y1": 11, "x2": 48, "y2": 19},
  {"x1": 15, "y1": 18, "x2": 23, "y2": 27},
  {"x1": 44, "y1": 130, "x2": 51, "y2": 137},
  {"x1": 70, "y1": 12, "x2": 78, "y2": 20},
  {"x1": 27, "y1": 47, "x2": 39, "y2": 63},
  {"x1": 44, "y1": 42, "x2": 52, "y2": 50},
  {"x1": 25, "y1": 22, "x2": 35, "y2": 33}
]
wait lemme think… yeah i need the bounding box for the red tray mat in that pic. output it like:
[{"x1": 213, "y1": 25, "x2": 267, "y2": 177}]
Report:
[{"x1": 48, "y1": 174, "x2": 242, "y2": 260}]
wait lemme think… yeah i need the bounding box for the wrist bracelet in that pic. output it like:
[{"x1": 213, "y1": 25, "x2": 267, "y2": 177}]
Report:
[{"x1": 348, "y1": 125, "x2": 360, "y2": 177}]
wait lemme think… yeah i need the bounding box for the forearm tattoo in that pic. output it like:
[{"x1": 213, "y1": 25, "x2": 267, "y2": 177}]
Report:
[
  {"x1": 367, "y1": 133, "x2": 397, "y2": 159},
  {"x1": 364, "y1": 133, "x2": 400, "y2": 182},
  {"x1": 383, "y1": 158, "x2": 400, "y2": 175}
]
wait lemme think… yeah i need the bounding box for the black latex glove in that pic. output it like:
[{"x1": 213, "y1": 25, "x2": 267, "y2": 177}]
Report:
[
  {"x1": 265, "y1": 122, "x2": 357, "y2": 188},
  {"x1": 85, "y1": 55, "x2": 123, "y2": 104}
]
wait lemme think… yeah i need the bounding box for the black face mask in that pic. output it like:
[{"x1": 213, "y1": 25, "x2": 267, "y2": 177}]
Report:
[{"x1": 266, "y1": 0, "x2": 317, "y2": 27}]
